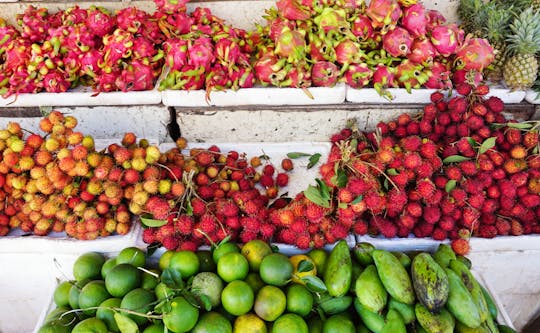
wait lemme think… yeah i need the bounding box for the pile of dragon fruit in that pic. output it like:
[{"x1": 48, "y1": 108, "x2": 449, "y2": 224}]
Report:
[{"x1": 0, "y1": 0, "x2": 494, "y2": 97}]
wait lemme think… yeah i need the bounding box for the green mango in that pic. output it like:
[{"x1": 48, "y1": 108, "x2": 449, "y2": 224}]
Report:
[
  {"x1": 324, "y1": 240, "x2": 352, "y2": 297},
  {"x1": 388, "y1": 297, "x2": 416, "y2": 324},
  {"x1": 353, "y1": 242, "x2": 375, "y2": 266},
  {"x1": 381, "y1": 309, "x2": 406, "y2": 333},
  {"x1": 411, "y1": 253, "x2": 449, "y2": 313},
  {"x1": 354, "y1": 299, "x2": 385, "y2": 333},
  {"x1": 432, "y1": 244, "x2": 456, "y2": 268},
  {"x1": 372, "y1": 250, "x2": 415, "y2": 305},
  {"x1": 415, "y1": 303, "x2": 455, "y2": 333},
  {"x1": 445, "y1": 268, "x2": 482, "y2": 329},
  {"x1": 355, "y1": 265, "x2": 387, "y2": 313},
  {"x1": 449, "y1": 259, "x2": 490, "y2": 322}
]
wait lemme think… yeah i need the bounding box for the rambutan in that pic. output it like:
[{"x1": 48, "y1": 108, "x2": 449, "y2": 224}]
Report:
[
  {"x1": 438, "y1": 215, "x2": 455, "y2": 231},
  {"x1": 401, "y1": 136, "x2": 422, "y2": 152},
  {"x1": 413, "y1": 222, "x2": 434, "y2": 238},
  {"x1": 403, "y1": 152, "x2": 422, "y2": 169},
  {"x1": 432, "y1": 228, "x2": 447, "y2": 241},
  {"x1": 347, "y1": 178, "x2": 373, "y2": 195},
  {"x1": 242, "y1": 200, "x2": 259, "y2": 215},
  {"x1": 451, "y1": 238, "x2": 470, "y2": 255},
  {"x1": 290, "y1": 218, "x2": 308, "y2": 233},
  {"x1": 416, "y1": 162, "x2": 435, "y2": 179},
  {"x1": 423, "y1": 206, "x2": 441, "y2": 224},
  {"x1": 277, "y1": 209, "x2": 295, "y2": 225},
  {"x1": 162, "y1": 236, "x2": 180, "y2": 250},
  {"x1": 387, "y1": 188, "x2": 407, "y2": 213},
  {"x1": 191, "y1": 198, "x2": 207, "y2": 216},
  {"x1": 406, "y1": 202, "x2": 423, "y2": 218},
  {"x1": 416, "y1": 179, "x2": 436, "y2": 198},
  {"x1": 295, "y1": 232, "x2": 311, "y2": 249},
  {"x1": 277, "y1": 228, "x2": 296, "y2": 244},
  {"x1": 337, "y1": 188, "x2": 354, "y2": 203},
  {"x1": 305, "y1": 203, "x2": 325, "y2": 222},
  {"x1": 450, "y1": 188, "x2": 467, "y2": 206},
  {"x1": 398, "y1": 214, "x2": 416, "y2": 230},
  {"x1": 259, "y1": 223, "x2": 276, "y2": 239},
  {"x1": 461, "y1": 207, "x2": 480, "y2": 229}
]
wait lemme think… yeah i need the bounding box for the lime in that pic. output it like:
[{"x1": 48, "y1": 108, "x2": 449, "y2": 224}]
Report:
[
  {"x1": 68, "y1": 279, "x2": 90, "y2": 309},
  {"x1": 169, "y1": 250, "x2": 200, "y2": 279},
  {"x1": 105, "y1": 263, "x2": 142, "y2": 297},
  {"x1": 38, "y1": 322, "x2": 73, "y2": 333},
  {"x1": 73, "y1": 252, "x2": 105, "y2": 281},
  {"x1": 143, "y1": 323, "x2": 165, "y2": 333},
  {"x1": 221, "y1": 280, "x2": 254, "y2": 316},
  {"x1": 78, "y1": 280, "x2": 111, "y2": 316},
  {"x1": 163, "y1": 296, "x2": 199, "y2": 333},
  {"x1": 245, "y1": 272, "x2": 265, "y2": 294},
  {"x1": 141, "y1": 269, "x2": 160, "y2": 290},
  {"x1": 259, "y1": 253, "x2": 293, "y2": 286},
  {"x1": 289, "y1": 254, "x2": 317, "y2": 285},
  {"x1": 307, "y1": 249, "x2": 328, "y2": 277},
  {"x1": 120, "y1": 288, "x2": 156, "y2": 326},
  {"x1": 192, "y1": 311, "x2": 232, "y2": 333},
  {"x1": 197, "y1": 250, "x2": 217, "y2": 272},
  {"x1": 116, "y1": 247, "x2": 146, "y2": 267},
  {"x1": 271, "y1": 313, "x2": 308, "y2": 333},
  {"x1": 159, "y1": 250, "x2": 175, "y2": 271},
  {"x1": 286, "y1": 284, "x2": 313, "y2": 317},
  {"x1": 254, "y1": 285, "x2": 286, "y2": 321},
  {"x1": 101, "y1": 257, "x2": 117, "y2": 279},
  {"x1": 233, "y1": 313, "x2": 267, "y2": 333},
  {"x1": 241, "y1": 240, "x2": 273, "y2": 272},
  {"x1": 44, "y1": 306, "x2": 76, "y2": 325},
  {"x1": 155, "y1": 282, "x2": 174, "y2": 301},
  {"x1": 72, "y1": 317, "x2": 108, "y2": 333},
  {"x1": 322, "y1": 314, "x2": 355, "y2": 333},
  {"x1": 192, "y1": 272, "x2": 224, "y2": 308},
  {"x1": 96, "y1": 297, "x2": 122, "y2": 332},
  {"x1": 53, "y1": 281, "x2": 72, "y2": 307},
  {"x1": 217, "y1": 252, "x2": 249, "y2": 282},
  {"x1": 213, "y1": 242, "x2": 240, "y2": 264}
]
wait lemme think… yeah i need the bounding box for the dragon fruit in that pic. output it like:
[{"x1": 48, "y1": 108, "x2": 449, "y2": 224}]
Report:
[
  {"x1": 254, "y1": 54, "x2": 287, "y2": 86},
  {"x1": 116, "y1": 59, "x2": 157, "y2": 92},
  {"x1": 372, "y1": 64, "x2": 397, "y2": 99},
  {"x1": 454, "y1": 38, "x2": 494, "y2": 71},
  {"x1": 382, "y1": 27, "x2": 413, "y2": 57},
  {"x1": 0, "y1": 25, "x2": 20, "y2": 55},
  {"x1": 396, "y1": 60, "x2": 429, "y2": 92},
  {"x1": 230, "y1": 66, "x2": 255, "y2": 89},
  {"x1": 79, "y1": 49, "x2": 103, "y2": 77},
  {"x1": 3, "y1": 39, "x2": 31, "y2": 71},
  {"x1": 430, "y1": 25, "x2": 459, "y2": 57},
  {"x1": 42, "y1": 70, "x2": 71, "y2": 92},
  {"x1": 276, "y1": 0, "x2": 311, "y2": 21},
  {"x1": 275, "y1": 27, "x2": 306, "y2": 63},
  {"x1": 351, "y1": 15, "x2": 374, "y2": 41},
  {"x1": 308, "y1": 33, "x2": 335, "y2": 62},
  {"x1": 408, "y1": 38, "x2": 438, "y2": 65},
  {"x1": 401, "y1": 4, "x2": 427, "y2": 38},
  {"x1": 269, "y1": 18, "x2": 296, "y2": 42},
  {"x1": 426, "y1": 9, "x2": 446, "y2": 31},
  {"x1": 7, "y1": 67, "x2": 41, "y2": 95},
  {"x1": 132, "y1": 37, "x2": 158, "y2": 60},
  {"x1": 452, "y1": 69, "x2": 483, "y2": 87},
  {"x1": 62, "y1": 6, "x2": 88, "y2": 26},
  {"x1": 163, "y1": 38, "x2": 188, "y2": 71},
  {"x1": 86, "y1": 6, "x2": 115, "y2": 37},
  {"x1": 64, "y1": 25, "x2": 96, "y2": 53},
  {"x1": 215, "y1": 38, "x2": 242, "y2": 66},
  {"x1": 160, "y1": 65, "x2": 206, "y2": 90},
  {"x1": 282, "y1": 63, "x2": 311, "y2": 88},
  {"x1": 311, "y1": 61, "x2": 339, "y2": 87},
  {"x1": 205, "y1": 63, "x2": 230, "y2": 99},
  {"x1": 313, "y1": 8, "x2": 348, "y2": 34},
  {"x1": 191, "y1": 7, "x2": 222, "y2": 26},
  {"x1": 158, "y1": 11, "x2": 192, "y2": 37},
  {"x1": 334, "y1": 39, "x2": 362, "y2": 64},
  {"x1": 17, "y1": 6, "x2": 51, "y2": 43},
  {"x1": 102, "y1": 29, "x2": 135, "y2": 67},
  {"x1": 154, "y1": 0, "x2": 190, "y2": 13},
  {"x1": 344, "y1": 63, "x2": 373, "y2": 88},
  {"x1": 365, "y1": 0, "x2": 402, "y2": 32},
  {"x1": 142, "y1": 14, "x2": 166, "y2": 44},
  {"x1": 95, "y1": 69, "x2": 121, "y2": 92},
  {"x1": 188, "y1": 36, "x2": 215, "y2": 71},
  {"x1": 424, "y1": 61, "x2": 452, "y2": 89},
  {"x1": 116, "y1": 7, "x2": 148, "y2": 34}
]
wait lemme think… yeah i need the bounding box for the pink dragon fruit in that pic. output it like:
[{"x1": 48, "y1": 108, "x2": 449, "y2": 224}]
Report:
[
  {"x1": 116, "y1": 60, "x2": 157, "y2": 92},
  {"x1": 95, "y1": 69, "x2": 121, "y2": 92},
  {"x1": 86, "y1": 6, "x2": 115, "y2": 37},
  {"x1": 382, "y1": 27, "x2": 413, "y2": 57},
  {"x1": 311, "y1": 61, "x2": 339, "y2": 87},
  {"x1": 254, "y1": 54, "x2": 287, "y2": 86},
  {"x1": 344, "y1": 63, "x2": 373, "y2": 88},
  {"x1": 365, "y1": 0, "x2": 402, "y2": 32},
  {"x1": 3, "y1": 39, "x2": 31, "y2": 71},
  {"x1": 430, "y1": 25, "x2": 459, "y2": 57},
  {"x1": 79, "y1": 49, "x2": 103, "y2": 77},
  {"x1": 17, "y1": 6, "x2": 51, "y2": 43},
  {"x1": 215, "y1": 38, "x2": 242, "y2": 66},
  {"x1": 269, "y1": 18, "x2": 296, "y2": 42},
  {"x1": 188, "y1": 37, "x2": 215, "y2": 71},
  {"x1": 424, "y1": 61, "x2": 452, "y2": 89},
  {"x1": 351, "y1": 15, "x2": 374, "y2": 41},
  {"x1": 116, "y1": 7, "x2": 148, "y2": 34},
  {"x1": 158, "y1": 11, "x2": 193, "y2": 37},
  {"x1": 64, "y1": 25, "x2": 96, "y2": 53},
  {"x1": 372, "y1": 64, "x2": 396, "y2": 88},
  {"x1": 401, "y1": 4, "x2": 427, "y2": 38},
  {"x1": 0, "y1": 25, "x2": 20, "y2": 53},
  {"x1": 313, "y1": 8, "x2": 348, "y2": 34},
  {"x1": 142, "y1": 14, "x2": 166, "y2": 44},
  {"x1": 308, "y1": 33, "x2": 335, "y2": 62},
  {"x1": 408, "y1": 38, "x2": 438, "y2": 65},
  {"x1": 230, "y1": 66, "x2": 255, "y2": 89},
  {"x1": 205, "y1": 63, "x2": 230, "y2": 100},
  {"x1": 282, "y1": 63, "x2": 312, "y2": 88},
  {"x1": 334, "y1": 39, "x2": 362, "y2": 64},
  {"x1": 7, "y1": 67, "x2": 41, "y2": 95},
  {"x1": 154, "y1": 0, "x2": 190, "y2": 13},
  {"x1": 62, "y1": 6, "x2": 88, "y2": 25},
  {"x1": 102, "y1": 29, "x2": 135, "y2": 67},
  {"x1": 426, "y1": 9, "x2": 446, "y2": 31},
  {"x1": 275, "y1": 27, "x2": 306, "y2": 63},
  {"x1": 276, "y1": 0, "x2": 311, "y2": 21},
  {"x1": 132, "y1": 37, "x2": 158, "y2": 60},
  {"x1": 454, "y1": 38, "x2": 494, "y2": 71},
  {"x1": 452, "y1": 69, "x2": 483, "y2": 86},
  {"x1": 62, "y1": 52, "x2": 82, "y2": 80},
  {"x1": 396, "y1": 60, "x2": 429, "y2": 92},
  {"x1": 163, "y1": 38, "x2": 188, "y2": 70},
  {"x1": 162, "y1": 65, "x2": 206, "y2": 90},
  {"x1": 42, "y1": 69, "x2": 71, "y2": 92}
]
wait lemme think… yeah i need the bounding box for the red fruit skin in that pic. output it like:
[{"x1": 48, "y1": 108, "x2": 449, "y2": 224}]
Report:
[
  {"x1": 451, "y1": 238, "x2": 470, "y2": 256},
  {"x1": 276, "y1": 173, "x2": 289, "y2": 187}
]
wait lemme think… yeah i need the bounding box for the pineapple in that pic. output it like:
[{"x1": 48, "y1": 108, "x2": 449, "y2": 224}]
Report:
[
  {"x1": 503, "y1": 8, "x2": 540, "y2": 90},
  {"x1": 458, "y1": 0, "x2": 488, "y2": 37},
  {"x1": 483, "y1": 4, "x2": 513, "y2": 83}
]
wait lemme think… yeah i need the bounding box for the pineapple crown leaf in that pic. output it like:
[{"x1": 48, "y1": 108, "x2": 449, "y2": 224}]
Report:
[
  {"x1": 483, "y1": 3, "x2": 514, "y2": 42},
  {"x1": 506, "y1": 7, "x2": 540, "y2": 56}
]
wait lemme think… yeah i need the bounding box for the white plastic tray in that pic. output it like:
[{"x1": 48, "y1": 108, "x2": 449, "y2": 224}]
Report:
[
  {"x1": 355, "y1": 234, "x2": 445, "y2": 253},
  {"x1": 345, "y1": 86, "x2": 526, "y2": 104},
  {"x1": 161, "y1": 84, "x2": 347, "y2": 107},
  {"x1": 525, "y1": 90, "x2": 540, "y2": 104},
  {"x1": 0, "y1": 86, "x2": 162, "y2": 107}
]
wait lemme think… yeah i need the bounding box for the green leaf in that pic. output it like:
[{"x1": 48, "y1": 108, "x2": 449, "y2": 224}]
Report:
[
  {"x1": 297, "y1": 260, "x2": 315, "y2": 273},
  {"x1": 383, "y1": 178, "x2": 389, "y2": 190},
  {"x1": 506, "y1": 122, "x2": 533, "y2": 130},
  {"x1": 114, "y1": 313, "x2": 139, "y2": 333},
  {"x1": 350, "y1": 139, "x2": 358, "y2": 151},
  {"x1": 140, "y1": 215, "x2": 168, "y2": 228},
  {"x1": 146, "y1": 242, "x2": 161, "y2": 257},
  {"x1": 161, "y1": 268, "x2": 184, "y2": 289},
  {"x1": 287, "y1": 152, "x2": 311, "y2": 159},
  {"x1": 445, "y1": 180, "x2": 457, "y2": 193},
  {"x1": 186, "y1": 200, "x2": 193, "y2": 216},
  {"x1": 183, "y1": 292, "x2": 199, "y2": 308},
  {"x1": 271, "y1": 244, "x2": 280, "y2": 253},
  {"x1": 259, "y1": 154, "x2": 270, "y2": 160},
  {"x1": 335, "y1": 169, "x2": 348, "y2": 188},
  {"x1": 315, "y1": 179, "x2": 331, "y2": 201},
  {"x1": 199, "y1": 294, "x2": 213, "y2": 311},
  {"x1": 387, "y1": 168, "x2": 399, "y2": 176},
  {"x1": 351, "y1": 195, "x2": 363, "y2": 204},
  {"x1": 478, "y1": 137, "x2": 497, "y2": 155},
  {"x1": 307, "y1": 153, "x2": 322, "y2": 169},
  {"x1": 443, "y1": 155, "x2": 471, "y2": 164},
  {"x1": 467, "y1": 137, "x2": 477, "y2": 147},
  {"x1": 155, "y1": 299, "x2": 172, "y2": 314},
  {"x1": 302, "y1": 275, "x2": 328, "y2": 293},
  {"x1": 304, "y1": 186, "x2": 330, "y2": 208},
  {"x1": 338, "y1": 202, "x2": 348, "y2": 209}
]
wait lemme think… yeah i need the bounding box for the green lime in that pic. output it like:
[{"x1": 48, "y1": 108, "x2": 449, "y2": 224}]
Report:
[
  {"x1": 286, "y1": 284, "x2": 313, "y2": 317},
  {"x1": 72, "y1": 317, "x2": 108, "y2": 333},
  {"x1": 78, "y1": 280, "x2": 111, "y2": 316},
  {"x1": 307, "y1": 249, "x2": 328, "y2": 278},
  {"x1": 233, "y1": 313, "x2": 267, "y2": 333},
  {"x1": 159, "y1": 250, "x2": 175, "y2": 271},
  {"x1": 116, "y1": 247, "x2": 146, "y2": 267},
  {"x1": 169, "y1": 250, "x2": 200, "y2": 279},
  {"x1": 259, "y1": 253, "x2": 293, "y2": 286},
  {"x1": 53, "y1": 281, "x2": 72, "y2": 307},
  {"x1": 141, "y1": 269, "x2": 160, "y2": 290},
  {"x1": 221, "y1": 280, "x2": 254, "y2": 316},
  {"x1": 322, "y1": 314, "x2": 355, "y2": 333},
  {"x1": 68, "y1": 279, "x2": 90, "y2": 310},
  {"x1": 241, "y1": 240, "x2": 273, "y2": 272},
  {"x1": 245, "y1": 272, "x2": 265, "y2": 294},
  {"x1": 143, "y1": 323, "x2": 165, "y2": 333},
  {"x1": 254, "y1": 285, "x2": 286, "y2": 321},
  {"x1": 192, "y1": 272, "x2": 224, "y2": 308},
  {"x1": 192, "y1": 311, "x2": 232, "y2": 333},
  {"x1": 213, "y1": 242, "x2": 240, "y2": 264},
  {"x1": 155, "y1": 282, "x2": 174, "y2": 301},
  {"x1": 96, "y1": 297, "x2": 122, "y2": 332},
  {"x1": 120, "y1": 288, "x2": 156, "y2": 326},
  {"x1": 271, "y1": 313, "x2": 308, "y2": 333},
  {"x1": 197, "y1": 250, "x2": 217, "y2": 272},
  {"x1": 101, "y1": 257, "x2": 117, "y2": 279},
  {"x1": 163, "y1": 296, "x2": 200, "y2": 333},
  {"x1": 73, "y1": 252, "x2": 105, "y2": 281},
  {"x1": 105, "y1": 263, "x2": 142, "y2": 297},
  {"x1": 217, "y1": 252, "x2": 249, "y2": 282}
]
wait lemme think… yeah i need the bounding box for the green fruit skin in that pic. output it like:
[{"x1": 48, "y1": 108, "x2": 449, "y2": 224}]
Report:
[
  {"x1": 480, "y1": 283, "x2": 498, "y2": 320},
  {"x1": 318, "y1": 295, "x2": 353, "y2": 315},
  {"x1": 308, "y1": 316, "x2": 323, "y2": 333},
  {"x1": 497, "y1": 325, "x2": 516, "y2": 333},
  {"x1": 388, "y1": 297, "x2": 416, "y2": 325},
  {"x1": 354, "y1": 299, "x2": 385, "y2": 333},
  {"x1": 355, "y1": 265, "x2": 388, "y2": 313},
  {"x1": 323, "y1": 240, "x2": 352, "y2": 297},
  {"x1": 372, "y1": 250, "x2": 415, "y2": 305},
  {"x1": 415, "y1": 303, "x2": 455, "y2": 333},
  {"x1": 322, "y1": 314, "x2": 355, "y2": 333},
  {"x1": 411, "y1": 253, "x2": 449, "y2": 313},
  {"x1": 392, "y1": 252, "x2": 411, "y2": 269},
  {"x1": 449, "y1": 259, "x2": 490, "y2": 322},
  {"x1": 353, "y1": 242, "x2": 375, "y2": 266},
  {"x1": 381, "y1": 309, "x2": 406, "y2": 333},
  {"x1": 444, "y1": 268, "x2": 482, "y2": 329},
  {"x1": 455, "y1": 321, "x2": 490, "y2": 333},
  {"x1": 38, "y1": 322, "x2": 74, "y2": 333},
  {"x1": 357, "y1": 322, "x2": 371, "y2": 333},
  {"x1": 432, "y1": 244, "x2": 457, "y2": 268},
  {"x1": 456, "y1": 255, "x2": 472, "y2": 269}
]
